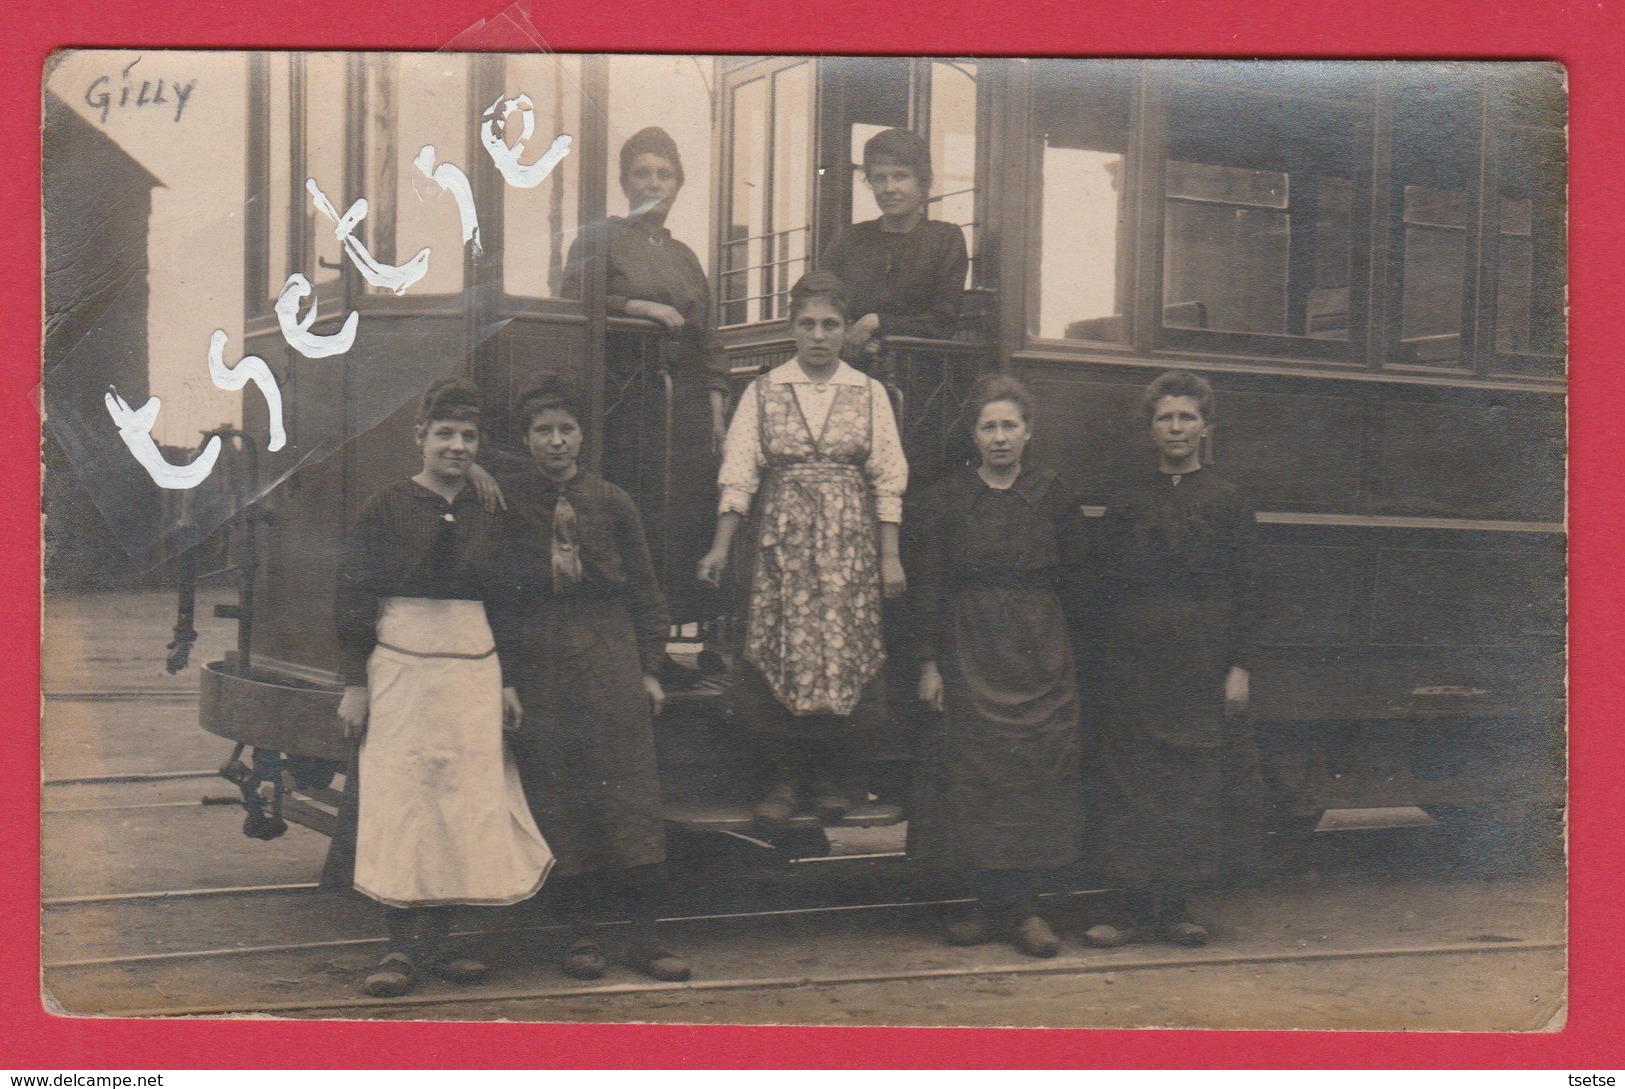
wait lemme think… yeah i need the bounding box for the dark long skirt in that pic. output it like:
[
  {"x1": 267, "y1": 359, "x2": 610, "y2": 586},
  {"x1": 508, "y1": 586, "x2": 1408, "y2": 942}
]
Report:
[
  {"x1": 600, "y1": 333, "x2": 719, "y2": 626},
  {"x1": 506, "y1": 595, "x2": 667, "y2": 879},
  {"x1": 1092, "y1": 591, "x2": 1240, "y2": 891},
  {"x1": 907, "y1": 585, "x2": 1084, "y2": 871}
]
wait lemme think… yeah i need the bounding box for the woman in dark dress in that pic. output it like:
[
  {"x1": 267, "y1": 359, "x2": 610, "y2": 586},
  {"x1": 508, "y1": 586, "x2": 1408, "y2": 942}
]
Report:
[
  {"x1": 493, "y1": 374, "x2": 691, "y2": 983},
  {"x1": 908, "y1": 374, "x2": 1087, "y2": 958},
  {"x1": 334, "y1": 378, "x2": 552, "y2": 998},
  {"x1": 1085, "y1": 370, "x2": 1261, "y2": 948},
  {"x1": 563, "y1": 126, "x2": 730, "y2": 647},
  {"x1": 820, "y1": 127, "x2": 969, "y2": 368}
]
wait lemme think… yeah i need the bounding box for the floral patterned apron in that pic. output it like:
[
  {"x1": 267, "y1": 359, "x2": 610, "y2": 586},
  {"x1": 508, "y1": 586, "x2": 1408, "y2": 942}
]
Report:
[{"x1": 744, "y1": 379, "x2": 884, "y2": 717}]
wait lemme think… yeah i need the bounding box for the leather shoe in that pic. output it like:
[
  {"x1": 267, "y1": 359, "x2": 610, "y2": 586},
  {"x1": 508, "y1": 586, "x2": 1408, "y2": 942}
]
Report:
[
  {"x1": 1010, "y1": 914, "x2": 1061, "y2": 958},
  {"x1": 1082, "y1": 922, "x2": 1141, "y2": 948},
  {"x1": 560, "y1": 937, "x2": 608, "y2": 980},
  {"x1": 629, "y1": 944, "x2": 692, "y2": 982},
  {"x1": 753, "y1": 783, "x2": 799, "y2": 826},
  {"x1": 1159, "y1": 919, "x2": 1209, "y2": 947},
  {"x1": 943, "y1": 909, "x2": 995, "y2": 946},
  {"x1": 362, "y1": 951, "x2": 417, "y2": 997}
]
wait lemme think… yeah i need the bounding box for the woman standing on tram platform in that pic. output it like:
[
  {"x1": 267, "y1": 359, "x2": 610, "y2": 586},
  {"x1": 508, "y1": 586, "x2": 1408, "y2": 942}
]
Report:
[
  {"x1": 562, "y1": 126, "x2": 731, "y2": 660},
  {"x1": 907, "y1": 373, "x2": 1089, "y2": 958},
  {"x1": 820, "y1": 127, "x2": 969, "y2": 369},
  {"x1": 1084, "y1": 370, "x2": 1262, "y2": 948},
  {"x1": 334, "y1": 378, "x2": 552, "y2": 998},
  {"x1": 697, "y1": 271, "x2": 909, "y2": 825}
]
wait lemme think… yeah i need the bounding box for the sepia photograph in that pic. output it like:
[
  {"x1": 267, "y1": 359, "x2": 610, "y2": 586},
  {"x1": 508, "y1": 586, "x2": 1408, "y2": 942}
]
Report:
[{"x1": 40, "y1": 49, "x2": 1567, "y2": 1030}]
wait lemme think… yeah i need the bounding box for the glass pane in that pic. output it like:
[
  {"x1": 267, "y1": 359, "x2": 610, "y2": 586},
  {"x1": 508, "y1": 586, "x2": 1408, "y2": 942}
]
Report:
[
  {"x1": 364, "y1": 54, "x2": 469, "y2": 296},
  {"x1": 840, "y1": 57, "x2": 911, "y2": 228},
  {"x1": 303, "y1": 53, "x2": 348, "y2": 287},
  {"x1": 1162, "y1": 85, "x2": 1355, "y2": 342},
  {"x1": 928, "y1": 60, "x2": 978, "y2": 286},
  {"x1": 850, "y1": 122, "x2": 886, "y2": 225},
  {"x1": 769, "y1": 64, "x2": 812, "y2": 319},
  {"x1": 1167, "y1": 161, "x2": 1287, "y2": 208},
  {"x1": 1029, "y1": 60, "x2": 1134, "y2": 342},
  {"x1": 721, "y1": 76, "x2": 769, "y2": 326},
  {"x1": 1390, "y1": 75, "x2": 1479, "y2": 366},
  {"x1": 1494, "y1": 125, "x2": 1565, "y2": 358},
  {"x1": 502, "y1": 53, "x2": 582, "y2": 300},
  {"x1": 266, "y1": 55, "x2": 291, "y2": 302}
]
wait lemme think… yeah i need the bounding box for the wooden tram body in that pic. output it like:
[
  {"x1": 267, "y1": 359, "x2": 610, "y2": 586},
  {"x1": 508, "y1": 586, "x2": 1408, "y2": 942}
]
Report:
[{"x1": 198, "y1": 55, "x2": 1566, "y2": 874}]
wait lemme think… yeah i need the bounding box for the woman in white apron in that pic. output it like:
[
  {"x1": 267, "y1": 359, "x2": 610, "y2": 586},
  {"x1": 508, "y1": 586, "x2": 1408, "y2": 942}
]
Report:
[{"x1": 334, "y1": 377, "x2": 552, "y2": 998}]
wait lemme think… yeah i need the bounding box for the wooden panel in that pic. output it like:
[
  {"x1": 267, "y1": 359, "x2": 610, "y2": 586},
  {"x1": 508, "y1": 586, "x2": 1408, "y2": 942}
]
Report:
[
  {"x1": 252, "y1": 445, "x2": 347, "y2": 674},
  {"x1": 1015, "y1": 368, "x2": 1146, "y2": 501},
  {"x1": 1217, "y1": 388, "x2": 1365, "y2": 511},
  {"x1": 489, "y1": 318, "x2": 588, "y2": 446},
  {"x1": 1370, "y1": 393, "x2": 1565, "y2": 521},
  {"x1": 1254, "y1": 543, "x2": 1366, "y2": 647},
  {"x1": 1369, "y1": 544, "x2": 1565, "y2": 647}
]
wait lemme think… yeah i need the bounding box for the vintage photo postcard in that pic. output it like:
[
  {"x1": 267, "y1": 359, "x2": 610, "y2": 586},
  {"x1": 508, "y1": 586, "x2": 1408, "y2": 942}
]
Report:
[{"x1": 40, "y1": 51, "x2": 1566, "y2": 1029}]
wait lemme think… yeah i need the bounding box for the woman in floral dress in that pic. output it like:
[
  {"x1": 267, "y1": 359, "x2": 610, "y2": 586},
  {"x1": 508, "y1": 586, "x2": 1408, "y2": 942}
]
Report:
[{"x1": 697, "y1": 271, "x2": 909, "y2": 825}]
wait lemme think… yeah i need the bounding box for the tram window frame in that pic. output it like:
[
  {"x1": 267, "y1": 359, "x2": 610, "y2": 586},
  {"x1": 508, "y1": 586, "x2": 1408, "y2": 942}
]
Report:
[
  {"x1": 245, "y1": 52, "x2": 311, "y2": 324},
  {"x1": 1480, "y1": 66, "x2": 1567, "y2": 381},
  {"x1": 1148, "y1": 70, "x2": 1373, "y2": 366},
  {"x1": 353, "y1": 53, "x2": 474, "y2": 302},
  {"x1": 498, "y1": 51, "x2": 589, "y2": 312},
  {"x1": 716, "y1": 57, "x2": 816, "y2": 330},
  {"x1": 1021, "y1": 58, "x2": 1140, "y2": 349},
  {"x1": 1382, "y1": 67, "x2": 1486, "y2": 376},
  {"x1": 300, "y1": 52, "x2": 355, "y2": 316}
]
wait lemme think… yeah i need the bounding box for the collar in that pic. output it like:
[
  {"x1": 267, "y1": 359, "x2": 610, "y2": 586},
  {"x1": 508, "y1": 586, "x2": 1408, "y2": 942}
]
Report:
[
  {"x1": 409, "y1": 478, "x2": 476, "y2": 507},
  {"x1": 767, "y1": 359, "x2": 867, "y2": 386},
  {"x1": 965, "y1": 465, "x2": 1056, "y2": 504},
  {"x1": 615, "y1": 215, "x2": 671, "y2": 242}
]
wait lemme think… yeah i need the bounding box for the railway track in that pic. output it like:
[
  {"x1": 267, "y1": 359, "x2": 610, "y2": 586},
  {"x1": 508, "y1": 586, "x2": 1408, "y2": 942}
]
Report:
[
  {"x1": 52, "y1": 915, "x2": 1563, "y2": 1020},
  {"x1": 41, "y1": 679, "x2": 1568, "y2": 1027}
]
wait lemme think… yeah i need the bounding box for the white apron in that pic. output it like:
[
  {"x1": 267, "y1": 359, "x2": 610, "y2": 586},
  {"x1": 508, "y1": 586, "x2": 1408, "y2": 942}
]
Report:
[{"x1": 353, "y1": 598, "x2": 553, "y2": 907}]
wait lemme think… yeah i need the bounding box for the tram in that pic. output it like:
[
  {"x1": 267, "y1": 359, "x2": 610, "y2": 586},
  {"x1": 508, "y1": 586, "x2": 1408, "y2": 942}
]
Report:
[{"x1": 182, "y1": 55, "x2": 1566, "y2": 880}]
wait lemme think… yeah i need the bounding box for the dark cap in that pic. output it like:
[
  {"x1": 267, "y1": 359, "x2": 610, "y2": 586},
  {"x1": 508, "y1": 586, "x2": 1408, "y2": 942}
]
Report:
[
  {"x1": 620, "y1": 126, "x2": 685, "y2": 187},
  {"x1": 862, "y1": 127, "x2": 933, "y2": 190}
]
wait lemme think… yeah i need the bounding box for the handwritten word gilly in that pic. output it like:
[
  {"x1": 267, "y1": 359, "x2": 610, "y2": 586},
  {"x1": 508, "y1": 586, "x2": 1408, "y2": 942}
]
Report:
[
  {"x1": 107, "y1": 94, "x2": 570, "y2": 489},
  {"x1": 84, "y1": 57, "x2": 198, "y2": 125}
]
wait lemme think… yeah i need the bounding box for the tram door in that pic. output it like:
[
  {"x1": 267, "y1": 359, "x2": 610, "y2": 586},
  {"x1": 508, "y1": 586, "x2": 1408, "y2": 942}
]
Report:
[{"x1": 714, "y1": 58, "x2": 995, "y2": 488}]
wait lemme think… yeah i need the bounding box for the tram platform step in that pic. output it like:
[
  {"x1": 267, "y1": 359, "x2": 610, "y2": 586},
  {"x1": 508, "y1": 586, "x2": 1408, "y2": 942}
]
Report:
[{"x1": 663, "y1": 800, "x2": 904, "y2": 833}]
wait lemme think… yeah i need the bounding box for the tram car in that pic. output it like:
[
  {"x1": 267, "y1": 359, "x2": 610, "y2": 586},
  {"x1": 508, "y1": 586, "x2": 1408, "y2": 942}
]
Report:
[{"x1": 180, "y1": 55, "x2": 1566, "y2": 882}]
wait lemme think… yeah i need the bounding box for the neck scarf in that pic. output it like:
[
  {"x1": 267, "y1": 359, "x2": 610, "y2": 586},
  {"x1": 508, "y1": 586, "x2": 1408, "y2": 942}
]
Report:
[{"x1": 551, "y1": 493, "x2": 583, "y2": 592}]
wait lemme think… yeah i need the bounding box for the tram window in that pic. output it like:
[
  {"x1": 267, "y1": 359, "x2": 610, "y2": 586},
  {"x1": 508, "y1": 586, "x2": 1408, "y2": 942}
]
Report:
[
  {"x1": 264, "y1": 54, "x2": 291, "y2": 309},
  {"x1": 927, "y1": 60, "x2": 978, "y2": 289},
  {"x1": 1028, "y1": 60, "x2": 1134, "y2": 343},
  {"x1": 1388, "y1": 75, "x2": 1481, "y2": 367},
  {"x1": 502, "y1": 53, "x2": 583, "y2": 300},
  {"x1": 607, "y1": 55, "x2": 716, "y2": 276},
  {"x1": 361, "y1": 54, "x2": 469, "y2": 296},
  {"x1": 721, "y1": 61, "x2": 814, "y2": 327},
  {"x1": 1492, "y1": 123, "x2": 1566, "y2": 364},
  {"x1": 841, "y1": 57, "x2": 911, "y2": 226},
  {"x1": 1161, "y1": 81, "x2": 1357, "y2": 348},
  {"x1": 303, "y1": 53, "x2": 349, "y2": 290}
]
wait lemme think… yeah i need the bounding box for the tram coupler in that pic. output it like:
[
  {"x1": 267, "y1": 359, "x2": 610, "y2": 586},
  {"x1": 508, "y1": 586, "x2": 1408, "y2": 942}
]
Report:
[{"x1": 219, "y1": 743, "x2": 289, "y2": 841}]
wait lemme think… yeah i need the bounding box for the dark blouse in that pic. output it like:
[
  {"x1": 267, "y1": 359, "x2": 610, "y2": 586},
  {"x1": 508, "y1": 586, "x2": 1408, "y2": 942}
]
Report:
[
  {"x1": 333, "y1": 479, "x2": 504, "y2": 688},
  {"x1": 1095, "y1": 467, "x2": 1262, "y2": 670},
  {"x1": 820, "y1": 218, "x2": 969, "y2": 340},
  {"x1": 490, "y1": 459, "x2": 672, "y2": 675},
  {"x1": 563, "y1": 215, "x2": 730, "y2": 393},
  {"x1": 908, "y1": 466, "x2": 1091, "y2": 663}
]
